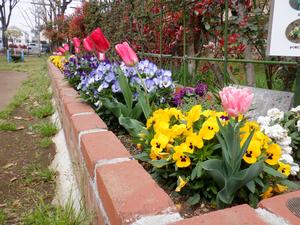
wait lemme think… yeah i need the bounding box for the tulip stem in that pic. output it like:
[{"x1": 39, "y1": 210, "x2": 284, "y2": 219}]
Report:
[
  {"x1": 134, "y1": 66, "x2": 148, "y2": 93},
  {"x1": 134, "y1": 66, "x2": 150, "y2": 108}
]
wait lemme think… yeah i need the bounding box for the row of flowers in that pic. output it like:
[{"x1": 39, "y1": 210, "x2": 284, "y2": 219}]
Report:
[{"x1": 49, "y1": 27, "x2": 300, "y2": 209}]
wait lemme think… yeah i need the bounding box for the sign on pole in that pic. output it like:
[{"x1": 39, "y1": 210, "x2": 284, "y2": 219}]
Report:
[{"x1": 268, "y1": 0, "x2": 300, "y2": 56}]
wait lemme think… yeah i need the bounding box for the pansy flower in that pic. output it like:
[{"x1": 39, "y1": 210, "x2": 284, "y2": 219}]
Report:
[
  {"x1": 186, "y1": 105, "x2": 202, "y2": 129},
  {"x1": 173, "y1": 150, "x2": 191, "y2": 168},
  {"x1": 277, "y1": 162, "x2": 291, "y2": 176},
  {"x1": 242, "y1": 140, "x2": 261, "y2": 164},
  {"x1": 261, "y1": 187, "x2": 273, "y2": 199},
  {"x1": 265, "y1": 144, "x2": 281, "y2": 165},
  {"x1": 175, "y1": 176, "x2": 187, "y2": 192},
  {"x1": 199, "y1": 117, "x2": 220, "y2": 140}
]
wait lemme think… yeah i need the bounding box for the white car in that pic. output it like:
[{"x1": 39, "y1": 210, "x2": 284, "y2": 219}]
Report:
[{"x1": 28, "y1": 43, "x2": 42, "y2": 54}]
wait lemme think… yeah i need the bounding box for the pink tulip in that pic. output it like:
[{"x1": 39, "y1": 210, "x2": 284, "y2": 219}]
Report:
[
  {"x1": 219, "y1": 86, "x2": 254, "y2": 117},
  {"x1": 58, "y1": 47, "x2": 66, "y2": 54},
  {"x1": 98, "y1": 52, "x2": 106, "y2": 61},
  {"x1": 83, "y1": 36, "x2": 95, "y2": 52},
  {"x1": 89, "y1": 28, "x2": 110, "y2": 53},
  {"x1": 75, "y1": 47, "x2": 80, "y2": 54},
  {"x1": 72, "y1": 37, "x2": 81, "y2": 48},
  {"x1": 115, "y1": 42, "x2": 139, "y2": 66},
  {"x1": 63, "y1": 44, "x2": 69, "y2": 51},
  {"x1": 57, "y1": 52, "x2": 63, "y2": 56}
]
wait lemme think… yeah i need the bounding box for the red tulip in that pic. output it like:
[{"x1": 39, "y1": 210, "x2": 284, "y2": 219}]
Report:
[
  {"x1": 58, "y1": 47, "x2": 66, "y2": 54},
  {"x1": 89, "y1": 27, "x2": 110, "y2": 53},
  {"x1": 63, "y1": 44, "x2": 69, "y2": 51},
  {"x1": 75, "y1": 47, "x2": 80, "y2": 54},
  {"x1": 83, "y1": 36, "x2": 95, "y2": 52},
  {"x1": 72, "y1": 37, "x2": 81, "y2": 48},
  {"x1": 115, "y1": 42, "x2": 138, "y2": 66}
]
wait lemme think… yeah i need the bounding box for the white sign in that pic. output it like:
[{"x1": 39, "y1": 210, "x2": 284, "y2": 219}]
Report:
[{"x1": 267, "y1": 0, "x2": 300, "y2": 56}]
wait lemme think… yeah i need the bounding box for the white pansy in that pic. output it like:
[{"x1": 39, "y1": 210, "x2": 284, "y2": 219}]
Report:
[
  {"x1": 277, "y1": 136, "x2": 292, "y2": 147},
  {"x1": 297, "y1": 120, "x2": 300, "y2": 132},
  {"x1": 267, "y1": 108, "x2": 284, "y2": 122}
]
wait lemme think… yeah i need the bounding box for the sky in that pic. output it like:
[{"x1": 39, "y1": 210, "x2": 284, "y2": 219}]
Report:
[{"x1": 10, "y1": 0, "x2": 83, "y2": 33}]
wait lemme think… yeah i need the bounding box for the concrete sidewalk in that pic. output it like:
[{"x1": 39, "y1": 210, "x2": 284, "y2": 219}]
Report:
[{"x1": 0, "y1": 71, "x2": 27, "y2": 110}]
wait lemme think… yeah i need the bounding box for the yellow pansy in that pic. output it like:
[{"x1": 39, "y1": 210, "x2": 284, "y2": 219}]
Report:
[
  {"x1": 216, "y1": 112, "x2": 229, "y2": 126},
  {"x1": 273, "y1": 184, "x2": 288, "y2": 193},
  {"x1": 240, "y1": 121, "x2": 260, "y2": 139},
  {"x1": 170, "y1": 124, "x2": 187, "y2": 138},
  {"x1": 174, "y1": 143, "x2": 193, "y2": 154},
  {"x1": 199, "y1": 117, "x2": 220, "y2": 140},
  {"x1": 243, "y1": 140, "x2": 262, "y2": 164},
  {"x1": 146, "y1": 117, "x2": 155, "y2": 129},
  {"x1": 175, "y1": 176, "x2": 187, "y2": 192},
  {"x1": 153, "y1": 120, "x2": 170, "y2": 133},
  {"x1": 202, "y1": 109, "x2": 217, "y2": 118},
  {"x1": 261, "y1": 187, "x2": 273, "y2": 199},
  {"x1": 168, "y1": 108, "x2": 184, "y2": 120},
  {"x1": 172, "y1": 151, "x2": 191, "y2": 168},
  {"x1": 185, "y1": 133, "x2": 204, "y2": 150},
  {"x1": 186, "y1": 105, "x2": 202, "y2": 129},
  {"x1": 277, "y1": 162, "x2": 291, "y2": 176},
  {"x1": 253, "y1": 131, "x2": 270, "y2": 149},
  {"x1": 150, "y1": 133, "x2": 169, "y2": 150},
  {"x1": 265, "y1": 144, "x2": 281, "y2": 165}
]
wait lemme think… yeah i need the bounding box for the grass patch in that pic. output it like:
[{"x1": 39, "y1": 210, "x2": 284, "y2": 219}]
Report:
[
  {"x1": 23, "y1": 199, "x2": 90, "y2": 225},
  {"x1": 0, "y1": 56, "x2": 50, "y2": 119},
  {"x1": 24, "y1": 164, "x2": 56, "y2": 184},
  {"x1": 0, "y1": 121, "x2": 17, "y2": 131},
  {"x1": 33, "y1": 122, "x2": 58, "y2": 137},
  {"x1": 30, "y1": 102, "x2": 54, "y2": 118},
  {"x1": 38, "y1": 137, "x2": 53, "y2": 148},
  {"x1": 0, "y1": 209, "x2": 6, "y2": 224}
]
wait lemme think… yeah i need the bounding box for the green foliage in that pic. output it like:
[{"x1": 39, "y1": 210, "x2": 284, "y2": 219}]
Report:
[
  {"x1": 0, "y1": 209, "x2": 6, "y2": 224},
  {"x1": 23, "y1": 199, "x2": 90, "y2": 225},
  {"x1": 38, "y1": 137, "x2": 53, "y2": 148},
  {"x1": 30, "y1": 102, "x2": 54, "y2": 118},
  {"x1": 33, "y1": 122, "x2": 58, "y2": 137},
  {"x1": 0, "y1": 121, "x2": 17, "y2": 131},
  {"x1": 24, "y1": 164, "x2": 56, "y2": 184},
  {"x1": 202, "y1": 119, "x2": 264, "y2": 207}
]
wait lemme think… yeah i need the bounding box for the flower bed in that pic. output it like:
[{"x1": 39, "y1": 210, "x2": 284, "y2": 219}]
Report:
[{"x1": 48, "y1": 27, "x2": 300, "y2": 224}]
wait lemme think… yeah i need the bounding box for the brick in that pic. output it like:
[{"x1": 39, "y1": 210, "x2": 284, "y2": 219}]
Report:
[
  {"x1": 70, "y1": 113, "x2": 107, "y2": 148},
  {"x1": 258, "y1": 190, "x2": 300, "y2": 225},
  {"x1": 170, "y1": 204, "x2": 267, "y2": 225},
  {"x1": 59, "y1": 87, "x2": 78, "y2": 98},
  {"x1": 96, "y1": 160, "x2": 175, "y2": 225},
  {"x1": 65, "y1": 102, "x2": 94, "y2": 118},
  {"x1": 81, "y1": 131, "x2": 130, "y2": 177}
]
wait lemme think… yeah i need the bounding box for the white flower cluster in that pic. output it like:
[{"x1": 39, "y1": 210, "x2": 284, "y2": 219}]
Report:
[{"x1": 257, "y1": 108, "x2": 299, "y2": 175}]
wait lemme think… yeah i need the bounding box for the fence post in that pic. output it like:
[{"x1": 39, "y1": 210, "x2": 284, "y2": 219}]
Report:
[
  {"x1": 294, "y1": 59, "x2": 300, "y2": 106},
  {"x1": 6, "y1": 49, "x2": 11, "y2": 63}
]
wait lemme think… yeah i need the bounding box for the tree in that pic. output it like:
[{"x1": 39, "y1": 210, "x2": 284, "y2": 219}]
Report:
[
  {"x1": 0, "y1": 0, "x2": 20, "y2": 49},
  {"x1": 5, "y1": 27, "x2": 22, "y2": 43}
]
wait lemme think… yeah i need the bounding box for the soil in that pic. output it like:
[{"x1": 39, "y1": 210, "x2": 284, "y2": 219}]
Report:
[
  {"x1": 118, "y1": 134, "x2": 215, "y2": 218},
  {"x1": 0, "y1": 105, "x2": 56, "y2": 224}
]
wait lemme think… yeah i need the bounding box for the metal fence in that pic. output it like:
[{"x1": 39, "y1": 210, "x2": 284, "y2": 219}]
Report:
[{"x1": 112, "y1": 0, "x2": 300, "y2": 105}]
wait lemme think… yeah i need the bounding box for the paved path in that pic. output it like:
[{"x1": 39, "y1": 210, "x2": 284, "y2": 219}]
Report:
[{"x1": 0, "y1": 71, "x2": 28, "y2": 110}]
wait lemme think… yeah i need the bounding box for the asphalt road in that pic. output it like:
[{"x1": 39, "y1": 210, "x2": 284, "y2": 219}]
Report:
[{"x1": 0, "y1": 71, "x2": 27, "y2": 110}]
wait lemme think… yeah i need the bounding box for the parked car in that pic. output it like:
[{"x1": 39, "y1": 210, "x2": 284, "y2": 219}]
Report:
[
  {"x1": 28, "y1": 43, "x2": 42, "y2": 54},
  {"x1": 41, "y1": 43, "x2": 50, "y2": 53}
]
